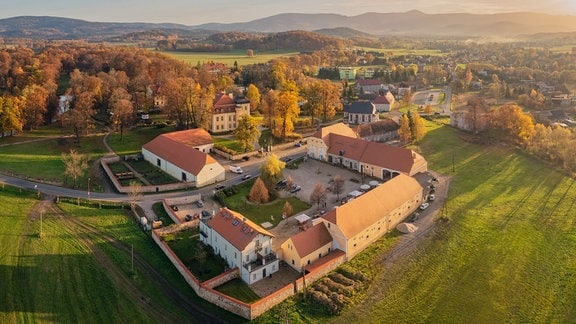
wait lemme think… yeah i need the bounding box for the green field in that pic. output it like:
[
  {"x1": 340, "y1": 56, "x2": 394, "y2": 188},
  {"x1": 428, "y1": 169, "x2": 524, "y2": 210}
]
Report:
[
  {"x1": 0, "y1": 187, "x2": 243, "y2": 323},
  {"x1": 255, "y1": 121, "x2": 576, "y2": 323},
  {"x1": 158, "y1": 50, "x2": 298, "y2": 67}
]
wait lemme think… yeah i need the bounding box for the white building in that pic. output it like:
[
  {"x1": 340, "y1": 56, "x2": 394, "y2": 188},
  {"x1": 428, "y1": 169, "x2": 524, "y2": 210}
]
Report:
[{"x1": 199, "y1": 208, "x2": 279, "y2": 284}]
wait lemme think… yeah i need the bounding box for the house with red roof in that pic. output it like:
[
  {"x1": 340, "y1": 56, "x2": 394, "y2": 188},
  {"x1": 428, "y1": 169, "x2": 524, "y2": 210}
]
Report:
[
  {"x1": 199, "y1": 208, "x2": 279, "y2": 284},
  {"x1": 356, "y1": 79, "x2": 384, "y2": 93},
  {"x1": 372, "y1": 91, "x2": 396, "y2": 112},
  {"x1": 308, "y1": 123, "x2": 427, "y2": 180},
  {"x1": 141, "y1": 129, "x2": 225, "y2": 187},
  {"x1": 321, "y1": 174, "x2": 423, "y2": 259},
  {"x1": 209, "y1": 92, "x2": 250, "y2": 133},
  {"x1": 280, "y1": 222, "x2": 333, "y2": 272}
]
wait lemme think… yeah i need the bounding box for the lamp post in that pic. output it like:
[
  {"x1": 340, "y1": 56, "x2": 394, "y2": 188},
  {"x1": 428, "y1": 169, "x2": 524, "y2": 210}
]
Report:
[{"x1": 87, "y1": 177, "x2": 91, "y2": 197}]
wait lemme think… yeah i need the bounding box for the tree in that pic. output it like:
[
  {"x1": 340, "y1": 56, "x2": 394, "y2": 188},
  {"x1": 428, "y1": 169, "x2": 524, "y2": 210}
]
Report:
[
  {"x1": 411, "y1": 112, "x2": 426, "y2": 144},
  {"x1": 285, "y1": 175, "x2": 294, "y2": 192},
  {"x1": 490, "y1": 103, "x2": 535, "y2": 146},
  {"x1": 398, "y1": 114, "x2": 412, "y2": 144},
  {"x1": 273, "y1": 81, "x2": 300, "y2": 139},
  {"x1": 401, "y1": 89, "x2": 413, "y2": 108},
  {"x1": 424, "y1": 104, "x2": 434, "y2": 115},
  {"x1": 302, "y1": 79, "x2": 342, "y2": 127},
  {"x1": 310, "y1": 183, "x2": 327, "y2": 210},
  {"x1": 245, "y1": 84, "x2": 261, "y2": 112},
  {"x1": 0, "y1": 95, "x2": 22, "y2": 137},
  {"x1": 234, "y1": 114, "x2": 260, "y2": 152},
  {"x1": 127, "y1": 180, "x2": 142, "y2": 211},
  {"x1": 246, "y1": 49, "x2": 254, "y2": 58},
  {"x1": 61, "y1": 149, "x2": 89, "y2": 188},
  {"x1": 62, "y1": 91, "x2": 96, "y2": 143},
  {"x1": 332, "y1": 175, "x2": 345, "y2": 201},
  {"x1": 283, "y1": 201, "x2": 293, "y2": 218},
  {"x1": 21, "y1": 84, "x2": 49, "y2": 130},
  {"x1": 109, "y1": 88, "x2": 134, "y2": 141},
  {"x1": 249, "y1": 178, "x2": 270, "y2": 204},
  {"x1": 260, "y1": 154, "x2": 286, "y2": 188}
]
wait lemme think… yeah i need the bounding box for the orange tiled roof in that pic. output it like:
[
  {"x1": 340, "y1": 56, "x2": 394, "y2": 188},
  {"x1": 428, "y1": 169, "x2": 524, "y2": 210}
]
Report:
[
  {"x1": 206, "y1": 208, "x2": 274, "y2": 251},
  {"x1": 142, "y1": 129, "x2": 216, "y2": 175},
  {"x1": 288, "y1": 222, "x2": 332, "y2": 258},
  {"x1": 326, "y1": 133, "x2": 422, "y2": 175},
  {"x1": 322, "y1": 174, "x2": 422, "y2": 239},
  {"x1": 213, "y1": 92, "x2": 236, "y2": 113},
  {"x1": 373, "y1": 95, "x2": 392, "y2": 104}
]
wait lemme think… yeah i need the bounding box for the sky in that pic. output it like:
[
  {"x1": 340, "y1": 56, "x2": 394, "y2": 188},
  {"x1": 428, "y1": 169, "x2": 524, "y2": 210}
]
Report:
[{"x1": 1, "y1": 0, "x2": 576, "y2": 25}]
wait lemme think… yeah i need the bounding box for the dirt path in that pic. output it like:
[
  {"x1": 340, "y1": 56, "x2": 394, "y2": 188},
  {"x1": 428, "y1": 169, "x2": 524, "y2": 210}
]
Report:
[{"x1": 29, "y1": 200, "x2": 227, "y2": 323}]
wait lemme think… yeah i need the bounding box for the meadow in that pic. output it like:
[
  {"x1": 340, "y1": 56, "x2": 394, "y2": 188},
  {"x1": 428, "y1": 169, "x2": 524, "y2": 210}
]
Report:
[
  {"x1": 256, "y1": 120, "x2": 576, "y2": 323},
  {"x1": 158, "y1": 50, "x2": 298, "y2": 67},
  {"x1": 0, "y1": 186, "x2": 243, "y2": 323}
]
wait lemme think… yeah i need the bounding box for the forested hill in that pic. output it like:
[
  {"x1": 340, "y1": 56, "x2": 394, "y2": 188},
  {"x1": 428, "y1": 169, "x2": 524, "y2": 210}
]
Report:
[{"x1": 1, "y1": 11, "x2": 576, "y2": 40}]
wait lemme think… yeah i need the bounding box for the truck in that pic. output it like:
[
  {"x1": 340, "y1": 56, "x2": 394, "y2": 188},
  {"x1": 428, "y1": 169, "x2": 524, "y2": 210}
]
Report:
[{"x1": 229, "y1": 165, "x2": 243, "y2": 174}]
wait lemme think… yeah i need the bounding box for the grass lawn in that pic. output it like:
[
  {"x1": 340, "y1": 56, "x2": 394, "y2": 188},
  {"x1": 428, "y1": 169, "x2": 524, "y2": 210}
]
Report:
[
  {"x1": 215, "y1": 278, "x2": 261, "y2": 303},
  {"x1": 165, "y1": 230, "x2": 227, "y2": 281},
  {"x1": 223, "y1": 180, "x2": 311, "y2": 227},
  {"x1": 256, "y1": 121, "x2": 576, "y2": 323},
  {"x1": 0, "y1": 186, "x2": 243, "y2": 323},
  {"x1": 0, "y1": 133, "x2": 107, "y2": 183},
  {"x1": 213, "y1": 136, "x2": 246, "y2": 154},
  {"x1": 158, "y1": 50, "x2": 298, "y2": 67},
  {"x1": 107, "y1": 124, "x2": 177, "y2": 156}
]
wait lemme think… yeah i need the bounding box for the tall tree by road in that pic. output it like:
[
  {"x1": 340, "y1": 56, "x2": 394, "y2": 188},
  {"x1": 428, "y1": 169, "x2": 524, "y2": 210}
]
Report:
[
  {"x1": 245, "y1": 84, "x2": 261, "y2": 112},
  {"x1": 260, "y1": 154, "x2": 286, "y2": 188},
  {"x1": 310, "y1": 183, "x2": 327, "y2": 210},
  {"x1": 234, "y1": 114, "x2": 260, "y2": 152},
  {"x1": 398, "y1": 114, "x2": 412, "y2": 145},
  {"x1": 0, "y1": 95, "x2": 22, "y2": 137},
  {"x1": 61, "y1": 149, "x2": 89, "y2": 188}
]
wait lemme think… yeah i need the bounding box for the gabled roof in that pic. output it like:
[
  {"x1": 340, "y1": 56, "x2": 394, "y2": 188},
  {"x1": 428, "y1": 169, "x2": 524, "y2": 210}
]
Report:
[
  {"x1": 312, "y1": 122, "x2": 358, "y2": 143},
  {"x1": 373, "y1": 95, "x2": 392, "y2": 105},
  {"x1": 326, "y1": 133, "x2": 423, "y2": 174},
  {"x1": 142, "y1": 129, "x2": 216, "y2": 175},
  {"x1": 213, "y1": 92, "x2": 235, "y2": 109},
  {"x1": 288, "y1": 222, "x2": 332, "y2": 258},
  {"x1": 344, "y1": 101, "x2": 376, "y2": 114},
  {"x1": 206, "y1": 208, "x2": 274, "y2": 251},
  {"x1": 155, "y1": 128, "x2": 213, "y2": 148},
  {"x1": 322, "y1": 174, "x2": 422, "y2": 239}
]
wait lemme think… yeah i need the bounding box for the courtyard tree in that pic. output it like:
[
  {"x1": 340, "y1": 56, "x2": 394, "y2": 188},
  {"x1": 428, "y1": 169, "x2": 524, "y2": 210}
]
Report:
[
  {"x1": 260, "y1": 154, "x2": 286, "y2": 188},
  {"x1": 398, "y1": 114, "x2": 412, "y2": 145},
  {"x1": 411, "y1": 112, "x2": 426, "y2": 144},
  {"x1": 234, "y1": 114, "x2": 260, "y2": 152},
  {"x1": 62, "y1": 91, "x2": 96, "y2": 143},
  {"x1": 310, "y1": 183, "x2": 327, "y2": 210},
  {"x1": 245, "y1": 84, "x2": 261, "y2": 112},
  {"x1": 283, "y1": 201, "x2": 294, "y2": 218},
  {"x1": 332, "y1": 175, "x2": 345, "y2": 201},
  {"x1": 249, "y1": 178, "x2": 270, "y2": 204}
]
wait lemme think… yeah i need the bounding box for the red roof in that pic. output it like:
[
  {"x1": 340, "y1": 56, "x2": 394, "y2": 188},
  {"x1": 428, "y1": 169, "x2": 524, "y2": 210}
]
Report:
[
  {"x1": 312, "y1": 122, "x2": 358, "y2": 142},
  {"x1": 142, "y1": 129, "x2": 216, "y2": 175},
  {"x1": 326, "y1": 133, "x2": 423, "y2": 175},
  {"x1": 206, "y1": 208, "x2": 274, "y2": 251},
  {"x1": 213, "y1": 92, "x2": 236, "y2": 113},
  {"x1": 373, "y1": 95, "x2": 392, "y2": 104},
  {"x1": 288, "y1": 222, "x2": 332, "y2": 258}
]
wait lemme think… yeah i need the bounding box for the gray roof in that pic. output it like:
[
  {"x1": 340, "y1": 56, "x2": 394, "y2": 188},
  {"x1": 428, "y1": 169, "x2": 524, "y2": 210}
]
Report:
[{"x1": 344, "y1": 101, "x2": 376, "y2": 114}]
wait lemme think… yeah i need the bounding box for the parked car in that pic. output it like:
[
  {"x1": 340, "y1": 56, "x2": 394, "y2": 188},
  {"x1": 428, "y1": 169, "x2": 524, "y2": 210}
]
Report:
[
  {"x1": 419, "y1": 202, "x2": 430, "y2": 210},
  {"x1": 294, "y1": 142, "x2": 302, "y2": 147},
  {"x1": 170, "y1": 205, "x2": 178, "y2": 211},
  {"x1": 290, "y1": 185, "x2": 302, "y2": 193},
  {"x1": 242, "y1": 174, "x2": 252, "y2": 180},
  {"x1": 195, "y1": 200, "x2": 204, "y2": 208},
  {"x1": 185, "y1": 214, "x2": 192, "y2": 222},
  {"x1": 215, "y1": 184, "x2": 225, "y2": 190},
  {"x1": 429, "y1": 194, "x2": 436, "y2": 201},
  {"x1": 242, "y1": 155, "x2": 250, "y2": 161},
  {"x1": 229, "y1": 165, "x2": 243, "y2": 173},
  {"x1": 275, "y1": 179, "x2": 287, "y2": 189},
  {"x1": 201, "y1": 210, "x2": 211, "y2": 218}
]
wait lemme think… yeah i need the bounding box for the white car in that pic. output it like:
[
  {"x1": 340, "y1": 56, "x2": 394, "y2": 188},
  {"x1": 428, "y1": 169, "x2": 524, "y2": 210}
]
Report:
[
  {"x1": 429, "y1": 194, "x2": 436, "y2": 201},
  {"x1": 420, "y1": 202, "x2": 430, "y2": 210}
]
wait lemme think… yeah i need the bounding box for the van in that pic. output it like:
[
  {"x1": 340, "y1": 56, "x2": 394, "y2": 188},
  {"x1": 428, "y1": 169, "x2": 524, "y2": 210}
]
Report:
[{"x1": 229, "y1": 165, "x2": 243, "y2": 174}]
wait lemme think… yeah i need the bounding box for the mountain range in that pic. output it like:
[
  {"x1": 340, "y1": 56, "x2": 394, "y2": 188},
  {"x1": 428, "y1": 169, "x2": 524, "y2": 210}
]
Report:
[{"x1": 1, "y1": 11, "x2": 576, "y2": 39}]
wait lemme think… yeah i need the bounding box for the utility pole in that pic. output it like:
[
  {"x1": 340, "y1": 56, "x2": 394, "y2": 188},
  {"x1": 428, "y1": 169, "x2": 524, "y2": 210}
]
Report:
[{"x1": 39, "y1": 211, "x2": 43, "y2": 239}]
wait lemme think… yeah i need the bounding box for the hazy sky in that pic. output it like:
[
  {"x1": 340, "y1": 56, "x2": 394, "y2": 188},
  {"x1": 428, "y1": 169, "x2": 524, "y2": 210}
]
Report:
[{"x1": 1, "y1": 0, "x2": 575, "y2": 25}]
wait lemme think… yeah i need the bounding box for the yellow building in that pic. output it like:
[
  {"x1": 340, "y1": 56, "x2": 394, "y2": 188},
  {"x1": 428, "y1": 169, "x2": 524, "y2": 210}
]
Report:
[
  {"x1": 280, "y1": 222, "x2": 333, "y2": 272},
  {"x1": 209, "y1": 92, "x2": 250, "y2": 133}
]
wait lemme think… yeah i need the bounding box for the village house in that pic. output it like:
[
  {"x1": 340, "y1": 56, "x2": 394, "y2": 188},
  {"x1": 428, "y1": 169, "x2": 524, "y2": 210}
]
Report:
[
  {"x1": 356, "y1": 79, "x2": 384, "y2": 94},
  {"x1": 343, "y1": 101, "x2": 380, "y2": 125},
  {"x1": 141, "y1": 128, "x2": 225, "y2": 187},
  {"x1": 199, "y1": 208, "x2": 279, "y2": 284},
  {"x1": 280, "y1": 222, "x2": 333, "y2": 272},
  {"x1": 372, "y1": 91, "x2": 396, "y2": 112},
  {"x1": 338, "y1": 67, "x2": 357, "y2": 80},
  {"x1": 356, "y1": 119, "x2": 399, "y2": 143},
  {"x1": 209, "y1": 92, "x2": 251, "y2": 133},
  {"x1": 321, "y1": 173, "x2": 423, "y2": 259},
  {"x1": 308, "y1": 123, "x2": 427, "y2": 180}
]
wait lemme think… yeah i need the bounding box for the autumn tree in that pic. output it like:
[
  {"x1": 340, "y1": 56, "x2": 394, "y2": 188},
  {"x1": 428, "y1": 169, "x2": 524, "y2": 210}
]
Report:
[
  {"x1": 332, "y1": 175, "x2": 345, "y2": 201},
  {"x1": 283, "y1": 201, "x2": 293, "y2": 218},
  {"x1": 21, "y1": 84, "x2": 49, "y2": 130},
  {"x1": 62, "y1": 91, "x2": 96, "y2": 143},
  {"x1": 260, "y1": 154, "x2": 286, "y2": 188},
  {"x1": 273, "y1": 80, "x2": 300, "y2": 139},
  {"x1": 127, "y1": 180, "x2": 142, "y2": 211},
  {"x1": 249, "y1": 178, "x2": 270, "y2": 204},
  {"x1": 245, "y1": 84, "x2": 261, "y2": 112},
  {"x1": 310, "y1": 183, "x2": 327, "y2": 210},
  {"x1": 401, "y1": 89, "x2": 413, "y2": 109},
  {"x1": 285, "y1": 175, "x2": 294, "y2": 192},
  {"x1": 234, "y1": 114, "x2": 260, "y2": 152},
  {"x1": 109, "y1": 88, "x2": 134, "y2": 140},
  {"x1": 410, "y1": 112, "x2": 426, "y2": 144},
  {"x1": 490, "y1": 103, "x2": 535, "y2": 146},
  {"x1": 301, "y1": 79, "x2": 342, "y2": 127},
  {"x1": 0, "y1": 95, "x2": 22, "y2": 137},
  {"x1": 423, "y1": 104, "x2": 434, "y2": 115},
  {"x1": 398, "y1": 113, "x2": 412, "y2": 144},
  {"x1": 61, "y1": 149, "x2": 89, "y2": 188}
]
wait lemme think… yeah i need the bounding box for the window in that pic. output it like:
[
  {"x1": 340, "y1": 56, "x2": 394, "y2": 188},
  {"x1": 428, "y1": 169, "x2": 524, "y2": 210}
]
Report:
[
  {"x1": 246, "y1": 255, "x2": 249, "y2": 262},
  {"x1": 156, "y1": 158, "x2": 161, "y2": 167}
]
